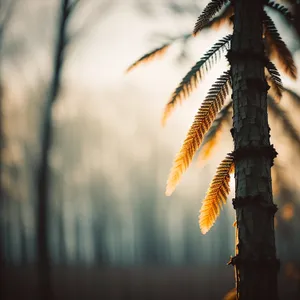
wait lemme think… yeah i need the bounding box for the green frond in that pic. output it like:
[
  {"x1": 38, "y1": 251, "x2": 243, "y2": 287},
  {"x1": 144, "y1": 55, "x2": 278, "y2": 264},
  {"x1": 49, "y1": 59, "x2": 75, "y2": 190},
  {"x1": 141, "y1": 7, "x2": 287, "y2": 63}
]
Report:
[
  {"x1": 265, "y1": 0, "x2": 293, "y2": 23},
  {"x1": 199, "y1": 153, "x2": 234, "y2": 234},
  {"x1": 198, "y1": 100, "x2": 233, "y2": 164},
  {"x1": 265, "y1": 60, "x2": 283, "y2": 102},
  {"x1": 193, "y1": 0, "x2": 229, "y2": 36},
  {"x1": 162, "y1": 35, "x2": 232, "y2": 126},
  {"x1": 263, "y1": 11, "x2": 297, "y2": 80},
  {"x1": 268, "y1": 96, "x2": 300, "y2": 150},
  {"x1": 165, "y1": 71, "x2": 231, "y2": 196}
]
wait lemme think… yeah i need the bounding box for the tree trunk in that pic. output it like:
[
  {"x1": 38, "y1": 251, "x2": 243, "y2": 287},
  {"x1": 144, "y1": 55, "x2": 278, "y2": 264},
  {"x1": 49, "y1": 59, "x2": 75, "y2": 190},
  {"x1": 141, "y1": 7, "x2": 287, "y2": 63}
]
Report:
[
  {"x1": 37, "y1": 1, "x2": 69, "y2": 299},
  {"x1": 228, "y1": 0, "x2": 279, "y2": 298}
]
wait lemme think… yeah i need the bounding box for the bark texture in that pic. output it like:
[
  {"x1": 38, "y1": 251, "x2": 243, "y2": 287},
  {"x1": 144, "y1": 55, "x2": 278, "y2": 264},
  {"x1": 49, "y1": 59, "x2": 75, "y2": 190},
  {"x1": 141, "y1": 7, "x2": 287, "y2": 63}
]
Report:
[{"x1": 229, "y1": 0, "x2": 279, "y2": 299}]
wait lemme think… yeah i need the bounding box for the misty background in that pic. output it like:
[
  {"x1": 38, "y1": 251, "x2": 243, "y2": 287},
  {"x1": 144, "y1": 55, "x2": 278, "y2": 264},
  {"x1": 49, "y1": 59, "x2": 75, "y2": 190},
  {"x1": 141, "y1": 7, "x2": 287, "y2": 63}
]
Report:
[{"x1": 1, "y1": 0, "x2": 300, "y2": 299}]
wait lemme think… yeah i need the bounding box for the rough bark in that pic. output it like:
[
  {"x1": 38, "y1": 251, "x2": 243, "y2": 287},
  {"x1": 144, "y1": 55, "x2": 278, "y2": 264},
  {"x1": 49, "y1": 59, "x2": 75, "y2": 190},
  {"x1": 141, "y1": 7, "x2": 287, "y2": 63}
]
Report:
[
  {"x1": 228, "y1": 0, "x2": 279, "y2": 299},
  {"x1": 37, "y1": 1, "x2": 69, "y2": 299}
]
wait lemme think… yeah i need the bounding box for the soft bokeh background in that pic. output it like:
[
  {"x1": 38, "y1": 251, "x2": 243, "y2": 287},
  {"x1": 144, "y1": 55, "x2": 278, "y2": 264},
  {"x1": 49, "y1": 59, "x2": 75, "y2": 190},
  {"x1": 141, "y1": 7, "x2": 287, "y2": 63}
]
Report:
[{"x1": 1, "y1": 0, "x2": 300, "y2": 299}]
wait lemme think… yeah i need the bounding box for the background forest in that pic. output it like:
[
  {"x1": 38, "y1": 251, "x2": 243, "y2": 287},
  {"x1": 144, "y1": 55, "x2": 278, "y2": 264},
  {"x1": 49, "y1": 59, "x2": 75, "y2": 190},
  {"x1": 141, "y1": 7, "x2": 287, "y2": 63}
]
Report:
[{"x1": 1, "y1": 0, "x2": 300, "y2": 299}]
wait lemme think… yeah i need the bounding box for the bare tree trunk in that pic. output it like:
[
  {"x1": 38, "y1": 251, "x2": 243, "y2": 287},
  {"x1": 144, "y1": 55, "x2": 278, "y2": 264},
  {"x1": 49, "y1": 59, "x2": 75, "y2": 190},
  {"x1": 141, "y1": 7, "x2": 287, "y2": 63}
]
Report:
[
  {"x1": 37, "y1": 1, "x2": 69, "y2": 299},
  {"x1": 0, "y1": 0, "x2": 16, "y2": 293},
  {"x1": 228, "y1": 0, "x2": 279, "y2": 298}
]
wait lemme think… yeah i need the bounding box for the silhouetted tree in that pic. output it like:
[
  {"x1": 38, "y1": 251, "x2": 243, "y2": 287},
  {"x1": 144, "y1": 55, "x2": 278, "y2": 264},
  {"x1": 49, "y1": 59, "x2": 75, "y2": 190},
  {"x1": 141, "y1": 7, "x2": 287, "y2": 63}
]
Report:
[
  {"x1": 0, "y1": 0, "x2": 17, "y2": 292},
  {"x1": 127, "y1": 0, "x2": 299, "y2": 298},
  {"x1": 36, "y1": 0, "x2": 77, "y2": 298}
]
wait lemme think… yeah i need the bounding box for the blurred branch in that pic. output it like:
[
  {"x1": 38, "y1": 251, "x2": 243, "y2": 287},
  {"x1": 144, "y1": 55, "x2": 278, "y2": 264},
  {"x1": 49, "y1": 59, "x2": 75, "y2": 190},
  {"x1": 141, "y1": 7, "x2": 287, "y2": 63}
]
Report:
[
  {"x1": 0, "y1": 0, "x2": 17, "y2": 50},
  {"x1": 66, "y1": 0, "x2": 81, "y2": 18},
  {"x1": 66, "y1": 0, "x2": 113, "y2": 45}
]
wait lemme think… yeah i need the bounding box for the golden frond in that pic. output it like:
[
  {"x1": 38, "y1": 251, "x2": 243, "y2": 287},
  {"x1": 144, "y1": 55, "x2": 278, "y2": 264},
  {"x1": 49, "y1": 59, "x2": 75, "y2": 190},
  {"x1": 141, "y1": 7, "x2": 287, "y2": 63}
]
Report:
[
  {"x1": 223, "y1": 288, "x2": 237, "y2": 300},
  {"x1": 199, "y1": 153, "x2": 234, "y2": 234},
  {"x1": 265, "y1": 0, "x2": 293, "y2": 23},
  {"x1": 198, "y1": 128, "x2": 222, "y2": 165},
  {"x1": 265, "y1": 60, "x2": 283, "y2": 102},
  {"x1": 268, "y1": 96, "x2": 300, "y2": 150},
  {"x1": 263, "y1": 11, "x2": 297, "y2": 80},
  {"x1": 162, "y1": 35, "x2": 231, "y2": 126},
  {"x1": 165, "y1": 71, "x2": 231, "y2": 196},
  {"x1": 193, "y1": 0, "x2": 229, "y2": 36},
  {"x1": 198, "y1": 100, "x2": 233, "y2": 164},
  {"x1": 126, "y1": 43, "x2": 171, "y2": 73}
]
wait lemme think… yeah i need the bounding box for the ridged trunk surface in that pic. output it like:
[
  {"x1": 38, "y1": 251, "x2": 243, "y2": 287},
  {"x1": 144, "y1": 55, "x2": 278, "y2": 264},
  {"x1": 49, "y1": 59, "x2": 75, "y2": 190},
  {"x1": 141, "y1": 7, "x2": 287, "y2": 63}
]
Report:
[{"x1": 230, "y1": 0, "x2": 279, "y2": 299}]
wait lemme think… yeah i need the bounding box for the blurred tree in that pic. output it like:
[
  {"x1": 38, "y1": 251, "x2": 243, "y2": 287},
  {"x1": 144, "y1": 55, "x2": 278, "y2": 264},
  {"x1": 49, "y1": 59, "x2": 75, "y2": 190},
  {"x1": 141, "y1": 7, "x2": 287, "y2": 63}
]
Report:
[
  {"x1": 37, "y1": 1, "x2": 76, "y2": 298},
  {"x1": 0, "y1": 0, "x2": 17, "y2": 292},
  {"x1": 37, "y1": 0, "x2": 115, "y2": 297}
]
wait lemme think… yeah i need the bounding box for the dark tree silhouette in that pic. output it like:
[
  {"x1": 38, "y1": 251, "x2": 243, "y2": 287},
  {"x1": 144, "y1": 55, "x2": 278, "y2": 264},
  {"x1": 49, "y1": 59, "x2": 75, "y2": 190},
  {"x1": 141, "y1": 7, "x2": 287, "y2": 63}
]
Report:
[
  {"x1": 0, "y1": 0, "x2": 17, "y2": 293},
  {"x1": 37, "y1": 0, "x2": 75, "y2": 298},
  {"x1": 37, "y1": 0, "x2": 115, "y2": 297},
  {"x1": 127, "y1": 0, "x2": 299, "y2": 298}
]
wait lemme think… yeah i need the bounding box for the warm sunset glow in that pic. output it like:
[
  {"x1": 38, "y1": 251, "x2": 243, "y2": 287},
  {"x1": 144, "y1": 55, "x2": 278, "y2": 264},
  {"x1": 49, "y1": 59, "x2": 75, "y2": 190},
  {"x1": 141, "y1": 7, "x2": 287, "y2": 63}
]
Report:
[{"x1": 281, "y1": 202, "x2": 295, "y2": 221}]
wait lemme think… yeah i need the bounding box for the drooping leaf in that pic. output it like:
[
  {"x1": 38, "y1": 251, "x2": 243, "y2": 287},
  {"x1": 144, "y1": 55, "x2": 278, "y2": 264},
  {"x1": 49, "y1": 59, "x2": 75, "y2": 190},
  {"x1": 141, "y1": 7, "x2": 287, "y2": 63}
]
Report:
[
  {"x1": 199, "y1": 153, "x2": 234, "y2": 234},
  {"x1": 263, "y1": 11, "x2": 297, "y2": 80},
  {"x1": 198, "y1": 100, "x2": 233, "y2": 164},
  {"x1": 126, "y1": 43, "x2": 171, "y2": 73},
  {"x1": 265, "y1": 0, "x2": 293, "y2": 23},
  {"x1": 265, "y1": 60, "x2": 283, "y2": 102},
  {"x1": 193, "y1": 0, "x2": 229, "y2": 36},
  {"x1": 268, "y1": 96, "x2": 300, "y2": 150},
  {"x1": 165, "y1": 71, "x2": 231, "y2": 196},
  {"x1": 205, "y1": 3, "x2": 234, "y2": 30},
  {"x1": 127, "y1": 4, "x2": 233, "y2": 73},
  {"x1": 162, "y1": 35, "x2": 232, "y2": 126}
]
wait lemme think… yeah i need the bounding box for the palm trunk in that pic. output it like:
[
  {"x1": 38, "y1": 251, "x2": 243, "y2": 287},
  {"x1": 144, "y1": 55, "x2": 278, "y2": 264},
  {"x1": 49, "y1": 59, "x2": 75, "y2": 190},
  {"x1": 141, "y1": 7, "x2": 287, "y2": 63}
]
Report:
[
  {"x1": 228, "y1": 0, "x2": 279, "y2": 298},
  {"x1": 37, "y1": 1, "x2": 69, "y2": 299}
]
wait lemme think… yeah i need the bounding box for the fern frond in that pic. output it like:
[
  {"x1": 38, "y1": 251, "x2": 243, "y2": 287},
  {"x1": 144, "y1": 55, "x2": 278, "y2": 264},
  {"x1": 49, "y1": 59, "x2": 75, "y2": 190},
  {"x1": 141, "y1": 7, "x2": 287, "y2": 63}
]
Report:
[
  {"x1": 127, "y1": 1, "x2": 233, "y2": 73},
  {"x1": 193, "y1": 0, "x2": 229, "y2": 36},
  {"x1": 268, "y1": 96, "x2": 300, "y2": 150},
  {"x1": 126, "y1": 43, "x2": 171, "y2": 73},
  {"x1": 162, "y1": 35, "x2": 232, "y2": 126},
  {"x1": 199, "y1": 153, "x2": 234, "y2": 234},
  {"x1": 165, "y1": 71, "x2": 231, "y2": 196},
  {"x1": 263, "y1": 11, "x2": 297, "y2": 80},
  {"x1": 204, "y1": 3, "x2": 234, "y2": 30},
  {"x1": 223, "y1": 288, "x2": 237, "y2": 300},
  {"x1": 282, "y1": 87, "x2": 300, "y2": 108},
  {"x1": 198, "y1": 100, "x2": 233, "y2": 163},
  {"x1": 265, "y1": 60, "x2": 283, "y2": 101},
  {"x1": 265, "y1": 0, "x2": 293, "y2": 23}
]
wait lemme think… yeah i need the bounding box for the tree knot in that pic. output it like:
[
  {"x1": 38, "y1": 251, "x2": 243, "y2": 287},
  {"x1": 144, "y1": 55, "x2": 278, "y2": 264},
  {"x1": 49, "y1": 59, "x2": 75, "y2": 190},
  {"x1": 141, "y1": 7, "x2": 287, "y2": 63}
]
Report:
[
  {"x1": 231, "y1": 145, "x2": 278, "y2": 166},
  {"x1": 232, "y1": 195, "x2": 278, "y2": 214},
  {"x1": 226, "y1": 50, "x2": 268, "y2": 65},
  {"x1": 227, "y1": 255, "x2": 280, "y2": 271}
]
